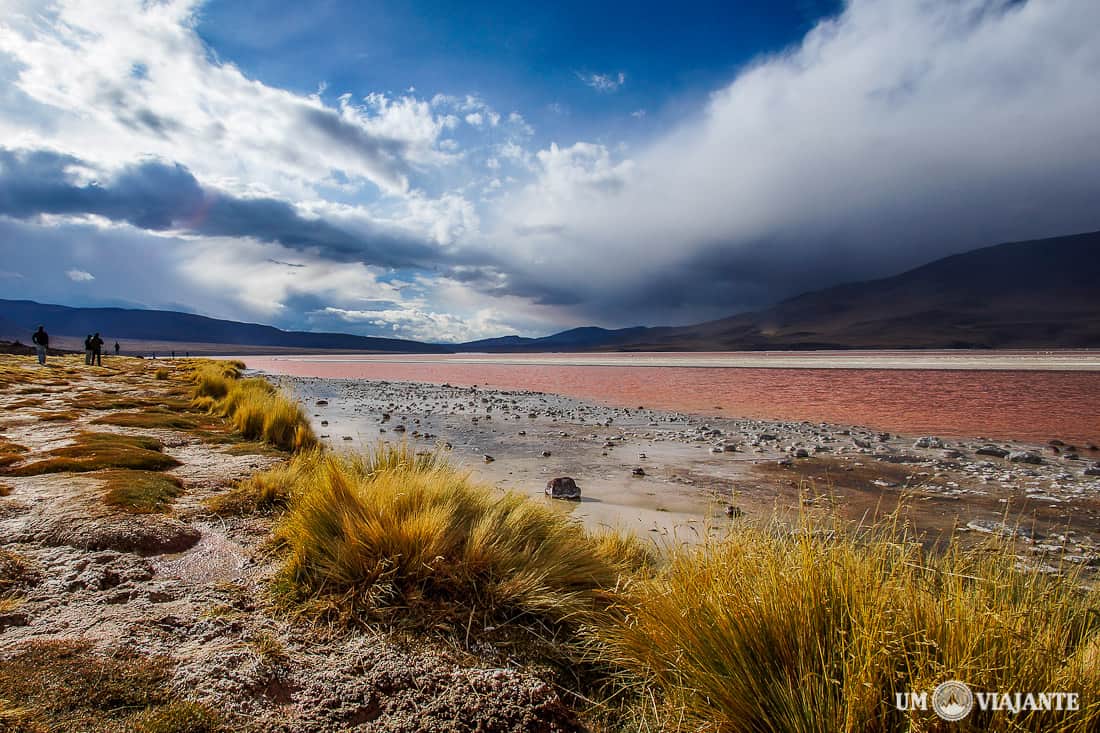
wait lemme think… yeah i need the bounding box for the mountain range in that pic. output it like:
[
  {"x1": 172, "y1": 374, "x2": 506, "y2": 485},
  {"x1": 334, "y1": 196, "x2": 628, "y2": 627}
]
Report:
[{"x1": 3, "y1": 231, "x2": 1098, "y2": 352}]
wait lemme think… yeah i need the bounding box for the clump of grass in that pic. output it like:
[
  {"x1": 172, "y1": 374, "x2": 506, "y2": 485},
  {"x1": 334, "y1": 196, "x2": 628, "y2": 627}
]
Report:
[
  {"x1": 596, "y1": 521, "x2": 1100, "y2": 732},
  {"x1": 0, "y1": 548, "x2": 41, "y2": 597},
  {"x1": 154, "y1": 368, "x2": 170, "y2": 380},
  {"x1": 270, "y1": 443, "x2": 647, "y2": 630},
  {"x1": 0, "y1": 481, "x2": 11, "y2": 496},
  {"x1": 92, "y1": 409, "x2": 200, "y2": 431},
  {"x1": 36, "y1": 410, "x2": 79, "y2": 422},
  {"x1": 190, "y1": 363, "x2": 316, "y2": 452},
  {"x1": 191, "y1": 362, "x2": 243, "y2": 402},
  {"x1": 207, "y1": 449, "x2": 321, "y2": 515},
  {"x1": 4, "y1": 398, "x2": 44, "y2": 410},
  {"x1": 0, "y1": 640, "x2": 224, "y2": 732},
  {"x1": 100, "y1": 470, "x2": 185, "y2": 514},
  {"x1": 8, "y1": 432, "x2": 180, "y2": 476},
  {"x1": 0, "y1": 437, "x2": 28, "y2": 468}
]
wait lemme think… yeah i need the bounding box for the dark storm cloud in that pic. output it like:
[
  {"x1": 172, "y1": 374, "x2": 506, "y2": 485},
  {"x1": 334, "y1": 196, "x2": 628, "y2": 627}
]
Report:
[
  {"x1": 298, "y1": 106, "x2": 412, "y2": 191},
  {"x1": 0, "y1": 147, "x2": 439, "y2": 269}
]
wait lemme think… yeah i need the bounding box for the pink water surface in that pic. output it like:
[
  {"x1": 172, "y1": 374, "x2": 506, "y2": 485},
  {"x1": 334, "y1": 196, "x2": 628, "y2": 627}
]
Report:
[{"x1": 242, "y1": 355, "x2": 1100, "y2": 446}]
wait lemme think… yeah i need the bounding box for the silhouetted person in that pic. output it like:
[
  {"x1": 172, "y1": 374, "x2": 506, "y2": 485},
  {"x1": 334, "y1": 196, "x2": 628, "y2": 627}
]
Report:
[
  {"x1": 171, "y1": 350, "x2": 176, "y2": 358},
  {"x1": 84, "y1": 334, "x2": 93, "y2": 365},
  {"x1": 91, "y1": 332, "x2": 104, "y2": 366},
  {"x1": 32, "y1": 326, "x2": 48, "y2": 365},
  {"x1": 114, "y1": 341, "x2": 120, "y2": 356}
]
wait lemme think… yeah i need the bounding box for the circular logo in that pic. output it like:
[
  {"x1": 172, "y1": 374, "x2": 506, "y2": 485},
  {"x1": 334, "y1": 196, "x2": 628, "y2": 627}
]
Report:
[{"x1": 932, "y1": 680, "x2": 974, "y2": 721}]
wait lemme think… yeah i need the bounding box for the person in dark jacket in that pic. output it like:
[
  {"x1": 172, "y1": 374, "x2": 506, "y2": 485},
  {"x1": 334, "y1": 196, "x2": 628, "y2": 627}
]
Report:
[
  {"x1": 114, "y1": 341, "x2": 120, "y2": 356},
  {"x1": 32, "y1": 326, "x2": 49, "y2": 365},
  {"x1": 90, "y1": 332, "x2": 104, "y2": 366},
  {"x1": 84, "y1": 334, "x2": 93, "y2": 365}
]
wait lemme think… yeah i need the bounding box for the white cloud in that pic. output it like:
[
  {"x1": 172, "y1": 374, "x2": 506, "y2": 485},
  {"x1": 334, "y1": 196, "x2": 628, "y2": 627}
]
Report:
[
  {"x1": 65, "y1": 269, "x2": 95, "y2": 282},
  {"x1": 0, "y1": 0, "x2": 463, "y2": 204},
  {"x1": 577, "y1": 71, "x2": 625, "y2": 92}
]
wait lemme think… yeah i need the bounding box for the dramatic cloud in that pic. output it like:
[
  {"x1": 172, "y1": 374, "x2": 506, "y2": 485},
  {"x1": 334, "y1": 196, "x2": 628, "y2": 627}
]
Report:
[
  {"x1": 0, "y1": 0, "x2": 463, "y2": 201},
  {"x1": 1, "y1": 0, "x2": 1099, "y2": 338},
  {"x1": 65, "y1": 269, "x2": 94, "y2": 282},
  {"x1": 0, "y1": 148, "x2": 441, "y2": 268},
  {"x1": 487, "y1": 0, "x2": 1100, "y2": 324}
]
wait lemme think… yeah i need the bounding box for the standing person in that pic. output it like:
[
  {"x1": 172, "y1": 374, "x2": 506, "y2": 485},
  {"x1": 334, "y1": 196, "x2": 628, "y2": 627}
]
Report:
[
  {"x1": 91, "y1": 332, "x2": 104, "y2": 366},
  {"x1": 114, "y1": 341, "x2": 120, "y2": 356},
  {"x1": 31, "y1": 326, "x2": 49, "y2": 365},
  {"x1": 84, "y1": 334, "x2": 93, "y2": 365}
]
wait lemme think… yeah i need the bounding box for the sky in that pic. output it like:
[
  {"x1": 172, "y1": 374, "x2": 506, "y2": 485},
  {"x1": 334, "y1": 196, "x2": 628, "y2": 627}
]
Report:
[{"x1": 1, "y1": 0, "x2": 1099, "y2": 343}]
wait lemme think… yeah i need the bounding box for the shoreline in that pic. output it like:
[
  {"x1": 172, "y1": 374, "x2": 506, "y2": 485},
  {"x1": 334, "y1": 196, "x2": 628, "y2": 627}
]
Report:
[
  {"x1": 246, "y1": 348, "x2": 1100, "y2": 371},
  {"x1": 274, "y1": 372, "x2": 1100, "y2": 562}
]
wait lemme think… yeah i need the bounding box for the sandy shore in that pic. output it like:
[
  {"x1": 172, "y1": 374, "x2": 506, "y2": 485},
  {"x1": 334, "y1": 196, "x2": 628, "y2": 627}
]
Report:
[{"x1": 278, "y1": 373, "x2": 1100, "y2": 565}]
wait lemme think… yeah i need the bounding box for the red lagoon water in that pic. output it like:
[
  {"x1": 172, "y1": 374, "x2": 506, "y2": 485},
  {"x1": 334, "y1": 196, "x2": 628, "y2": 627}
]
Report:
[{"x1": 241, "y1": 355, "x2": 1100, "y2": 446}]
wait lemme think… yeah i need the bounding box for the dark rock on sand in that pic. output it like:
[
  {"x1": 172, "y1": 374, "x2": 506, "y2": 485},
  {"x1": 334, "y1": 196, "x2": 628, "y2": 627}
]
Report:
[
  {"x1": 1008, "y1": 450, "x2": 1042, "y2": 465},
  {"x1": 545, "y1": 477, "x2": 581, "y2": 500}
]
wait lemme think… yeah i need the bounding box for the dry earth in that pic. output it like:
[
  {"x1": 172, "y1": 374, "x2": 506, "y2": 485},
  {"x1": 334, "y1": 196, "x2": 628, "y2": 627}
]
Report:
[{"x1": 0, "y1": 356, "x2": 581, "y2": 732}]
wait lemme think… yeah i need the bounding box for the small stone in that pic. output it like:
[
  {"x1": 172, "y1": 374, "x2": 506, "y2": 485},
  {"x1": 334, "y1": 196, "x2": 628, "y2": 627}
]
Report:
[
  {"x1": 483, "y1": 454, "x2": 495, "y2": 463},
  {"x1": 632, "y1": 467, "x2": 646, "y2": 477},
  {"x1": 724, "y1": 505, "x2": 744, "y2": 518}
]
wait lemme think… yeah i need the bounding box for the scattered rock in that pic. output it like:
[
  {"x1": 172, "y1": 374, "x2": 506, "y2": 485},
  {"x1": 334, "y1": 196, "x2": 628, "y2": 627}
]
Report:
[
  {"x1": 545, "y1": 477, "x2": 581, "y2": 500},
  {"x1": 724, "y1": 505, "x2": 744, "y2": 518},
  {"x1": 976, "y1": 445, "x2": 1010, "y2": 458},
  {"x1": 631, "y1": 468, "x2": 646, "y2": 477},
  {"x1": 483, "y1": 454, "x2": 495, "y2": 463},
  {"x1": 1008, "y1": 451, "x2": 1042, "y2": 465}
]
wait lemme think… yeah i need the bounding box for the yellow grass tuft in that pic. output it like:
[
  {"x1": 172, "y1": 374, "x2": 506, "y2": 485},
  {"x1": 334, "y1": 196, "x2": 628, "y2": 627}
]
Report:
[
  {"x1": 270, "y1": 443, "x2": 644, "y2": 629},
  {"x1": 154, "y1": 368, "x2": 170, "y2": 380},
  {"x1": 207, "y1": 448, "x2": 321, "y2": 515},
  {"x1": 190, "y1": 362, "x2": 316, "y2": 452},
  {"x1": 596, "y1": 521, "x2": 1100, "y2": 732}
]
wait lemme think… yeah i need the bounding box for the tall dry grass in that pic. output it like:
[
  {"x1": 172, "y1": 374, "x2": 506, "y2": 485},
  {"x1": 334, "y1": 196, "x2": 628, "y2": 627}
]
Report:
[
  {"x1": 596, "y1": 521, "x2": 1100, "y2": 733},
  {"x1": 190, "y1": 361, "x2": 315, "y2": 452},
  {"x1": 269, "y1": 443, "x2": 649, "y2": 629}
]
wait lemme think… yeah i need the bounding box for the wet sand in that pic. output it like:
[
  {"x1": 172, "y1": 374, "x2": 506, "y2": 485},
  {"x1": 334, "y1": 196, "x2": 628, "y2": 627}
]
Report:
[{"x1": 273, "y1": 373, "x2": 1100, "y2": 566}]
